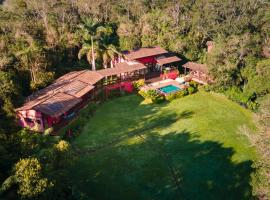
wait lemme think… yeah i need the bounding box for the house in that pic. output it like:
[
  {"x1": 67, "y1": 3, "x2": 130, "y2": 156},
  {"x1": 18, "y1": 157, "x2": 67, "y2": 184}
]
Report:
[
  {"x1": 122, "y1": 46, "x2": 182, "y2": 80},
  {"x1": 16, "y1": 61, "x2": 147, "y2": 132},
  {"x1": 16, "y1": 46, "x2": 184, "y2": 132}
]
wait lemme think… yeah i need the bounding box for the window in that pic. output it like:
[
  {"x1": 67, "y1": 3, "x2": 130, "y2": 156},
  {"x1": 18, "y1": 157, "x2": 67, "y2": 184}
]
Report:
[{"x1": 25, "y1": 118, "x2": 34, "y2": 123}]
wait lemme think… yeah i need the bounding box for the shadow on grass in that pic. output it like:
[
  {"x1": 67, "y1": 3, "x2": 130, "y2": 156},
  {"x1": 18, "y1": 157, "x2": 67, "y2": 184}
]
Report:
[
  {"x1": 70, "y1": 95, "x2": 254, "y2": 200},
  {"x1": 142, "y1": 131, "x2": 254, "y2": 200},
  {"x1": 71, "y1": 94, "x2": 253, "y2": 200}
]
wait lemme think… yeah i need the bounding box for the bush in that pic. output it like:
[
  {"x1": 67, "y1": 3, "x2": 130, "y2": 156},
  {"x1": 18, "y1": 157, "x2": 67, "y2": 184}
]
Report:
[
  {"x1": 186, "y1": 81, "x2": 199, "y2": 95},
  {"x1": 225, "y1": 86, "x2": 249, "y2": 104},
  {"x1": 247, "y1": 100, "x2": 259, "y2": 110},
  {"x1": 165, "y1": 93, "x2": 175, "y2": 101},
  {"x1": 165, "y1": 89, "x2": 187, "y2": 101},
  {"x1": 152, "y1": 95, "x2": 165, "y2": 103},
  {"x1": 202, "y1": 84, "x2": 211, "y2": 92},
  {"x1": 146, "y1": 90, "x2": 164, "y2": 103},
  {"x1": 175, "y1": 90, "x2": 187, "y2": 98},
  {"x1": 138, "y1": 89, "x2": 148, "y2": 99},
  {"x1": 189, "y1": 81, "x2": 199, "y2": 89},
  {"x1": 188, "y1": 86, "x2": 196, "y2": 94},
  {"x1": 138, "y1": 89, "x2": 164, "y2": 103},
  {"x1": 133, "y1": 79, "x2": 145, "y2": 90}
]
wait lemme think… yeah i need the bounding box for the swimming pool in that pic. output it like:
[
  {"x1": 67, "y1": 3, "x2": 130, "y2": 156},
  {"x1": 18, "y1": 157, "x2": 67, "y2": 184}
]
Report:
[{"x1": 158, "y1": 84, "x2": 181, "y2": 94}]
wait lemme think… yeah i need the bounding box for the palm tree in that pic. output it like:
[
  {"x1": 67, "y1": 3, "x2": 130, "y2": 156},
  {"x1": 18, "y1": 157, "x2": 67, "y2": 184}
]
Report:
[
  {"x1": 78, "y1": 19, "x2": 121, "y2": 70},
  {"x1": 78, "y1": 19, "x2": 105, "y2": 70},
  {"x1": 101, "y1": 44, "x2": 119, "y2": 68}
]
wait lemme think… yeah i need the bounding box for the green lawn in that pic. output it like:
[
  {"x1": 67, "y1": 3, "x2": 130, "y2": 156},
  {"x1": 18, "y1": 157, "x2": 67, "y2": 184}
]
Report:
[{"x1": 70, "y1": 91, "x2": 257, "y2": 200}]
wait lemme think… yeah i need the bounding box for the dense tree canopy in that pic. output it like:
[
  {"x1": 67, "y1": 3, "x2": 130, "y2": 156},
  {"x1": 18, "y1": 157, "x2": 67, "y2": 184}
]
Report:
[{"x1": 0, "y1": 0, "x2": 269, "y2": 199}]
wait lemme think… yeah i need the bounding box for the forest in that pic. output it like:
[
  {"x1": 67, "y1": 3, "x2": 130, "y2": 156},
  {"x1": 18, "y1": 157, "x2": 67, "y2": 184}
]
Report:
[{"x1": 0, "y1": 0, "x2": 269, "y2": 199}]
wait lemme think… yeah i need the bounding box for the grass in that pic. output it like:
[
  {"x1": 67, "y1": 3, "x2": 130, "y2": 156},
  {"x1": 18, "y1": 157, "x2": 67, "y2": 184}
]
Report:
[{"x1": 69, "y1": 91, "x2": 257, "y2": 200}]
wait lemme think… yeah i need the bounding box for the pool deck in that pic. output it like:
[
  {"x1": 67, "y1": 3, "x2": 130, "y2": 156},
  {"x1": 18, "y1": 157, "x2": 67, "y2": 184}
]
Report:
[{"x1": 142, "y1": 79, "x2": 187, "y2": 92}]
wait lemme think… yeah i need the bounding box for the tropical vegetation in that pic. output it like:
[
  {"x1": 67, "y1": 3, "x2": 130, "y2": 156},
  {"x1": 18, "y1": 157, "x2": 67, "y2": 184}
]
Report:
[{"x1": 0, "y1": 0, "x2": 269, "y2": 199}]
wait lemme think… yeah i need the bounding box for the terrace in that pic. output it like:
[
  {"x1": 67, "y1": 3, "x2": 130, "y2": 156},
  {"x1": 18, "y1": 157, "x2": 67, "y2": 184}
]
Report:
[{"x1": 142, "y1": 79, "x2": 187, "y2": 96}]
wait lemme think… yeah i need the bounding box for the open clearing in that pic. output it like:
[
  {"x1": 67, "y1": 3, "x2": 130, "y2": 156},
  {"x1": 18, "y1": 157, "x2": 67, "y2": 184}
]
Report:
[{"x1": 70, "y1": 91, "x2": 257, "y2": 200}]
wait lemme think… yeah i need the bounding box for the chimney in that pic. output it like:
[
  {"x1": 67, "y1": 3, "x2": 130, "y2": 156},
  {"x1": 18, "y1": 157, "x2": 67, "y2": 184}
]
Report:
[{"x1": 206, "y1": 41, "x2": 214, "y2": 53}]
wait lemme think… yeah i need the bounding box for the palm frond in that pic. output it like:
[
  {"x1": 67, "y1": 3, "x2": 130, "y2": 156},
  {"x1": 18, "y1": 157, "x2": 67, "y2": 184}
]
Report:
[{"x1": 78, "y1": 46, "x2": 90, "y2": 60}]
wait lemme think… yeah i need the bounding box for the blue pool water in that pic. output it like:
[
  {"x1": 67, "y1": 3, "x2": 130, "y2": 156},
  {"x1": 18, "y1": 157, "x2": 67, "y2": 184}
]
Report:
[{"x1": 158, "y1": 85, "x2": 181, "y2": 94}]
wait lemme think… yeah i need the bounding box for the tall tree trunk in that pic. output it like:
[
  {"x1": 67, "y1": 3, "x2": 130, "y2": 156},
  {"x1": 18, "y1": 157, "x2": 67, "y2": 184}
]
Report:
[
  {"x1": 110, "y1": 60, "x2": 113, "y2": 68},
  {"x1": 91, "y1": 36, "x2": 96, "y2": 71}
]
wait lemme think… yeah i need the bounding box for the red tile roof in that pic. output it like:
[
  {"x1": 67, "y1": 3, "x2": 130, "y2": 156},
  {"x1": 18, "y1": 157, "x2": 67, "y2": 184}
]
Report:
[
  {"x1": 156, "y1": 56, "x2": 181, "y2": 65},
  {"x1": 124, "y1": 46, "x2": 168, "y2": 60}
]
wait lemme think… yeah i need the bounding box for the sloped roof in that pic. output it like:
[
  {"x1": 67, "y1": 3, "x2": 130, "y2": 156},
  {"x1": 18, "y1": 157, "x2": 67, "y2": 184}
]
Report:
[
  {"x1": 124, "y1": 46, "x2": 168, "y2": 60},
  {"x1": 33, "y1": 92, "x2": 82, "y2": 118},
  {"x1": 74, "y1": 70, "x2": 103, "y2": 85},
  {"x1": 183, "y1": 62, "x2": 208, "y2": 73},
  {"x1": 16, "y1": 71, "x2": 97, "y2": 114},
  {"x1": 16, "y1": 61, "x2": 147, "y2": 117},
  {"x1": 60, "y1": 80, "x2": 95, "y2": 98},
  {"x1": 97, "y1": 62, "x2": 147, "y2": 77},
  {"x1": 156, "y1": 56, "x2": 181, "y2": 65}
]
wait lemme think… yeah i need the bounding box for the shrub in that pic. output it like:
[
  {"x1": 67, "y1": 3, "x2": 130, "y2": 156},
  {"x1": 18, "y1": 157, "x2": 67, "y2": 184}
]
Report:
[
  {"x1": 146, "y1": 89, "x2": 159, "y2": 98},
  {"x1": 165, "y1": 93, "x2": 175, "y2": 101},
  {"x1": 175, "y1": 90, "x2": 187, "y2": 98},
  {"x1": 202, "y1": 84, "x2": 211, "y2": 92},
  {"x1": 138, "y1": 89, "x2": 148, "y2": 99},
  {"x1": 133, "y1": 79, "x2": 145, "y2": 90},
  {"x1": 138, "y1": 89, "x2": 164, "y2": 103},
  {"x1": 152, "y1": 95, "x2": 165, "y2": 103},
  {"x1": 55, "y1": 140, "x2": 70, "y2": 152},
  {"x1": 247, "y1": 100, "x2": 259, "y2": 110},
  {"x1": 225, "y1": 86, "x2": 249, "y2": 104},
  {"x1": 188, "y1": 86, "x2": 196, "y2": 94},
  {"x1": 165, "y1": 89, "x2": 187, "y2": 101},
  {"x1": 146, "y1": 90, "x2": 164, "y2": 103},
  {"x1": 189, "y1": 80, "x2": 199, "y2": 88}
]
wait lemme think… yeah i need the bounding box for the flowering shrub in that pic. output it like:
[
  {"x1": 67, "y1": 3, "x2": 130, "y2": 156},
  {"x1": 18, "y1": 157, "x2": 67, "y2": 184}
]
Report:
[
  {"x1": 55, "y1": 140, "x2": 70, "y2": 152},
  {"x1": 133, "y1": 79, "x2": 145, "y2": 90},
  {"x1": 138, "y1": 89, "x2": 164, "y2": 103}
]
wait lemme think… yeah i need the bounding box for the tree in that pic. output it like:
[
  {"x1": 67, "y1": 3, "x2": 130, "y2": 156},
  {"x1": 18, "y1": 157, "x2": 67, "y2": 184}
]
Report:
[
  {"x1": 0, "y1": 71, "x2": 17, "y2": 116},
  {"x1": 78, "y1": 19, "x2": 121, "y2": 69},
  {"x1": 14, "y1": 35, "x2": 54, "y2": 90},
  {"x1": 1, "y1": 158, "x2": 53, "y2": 198},
  {"x1": 243, "y1": 59, "x2": 270, "y2": 98},
  {"x1": 77, "y1": 18, "x2": 106, "y2": 70},
  {"x1": 98, "y1": 25, "x2": 121, "y2": 68}
]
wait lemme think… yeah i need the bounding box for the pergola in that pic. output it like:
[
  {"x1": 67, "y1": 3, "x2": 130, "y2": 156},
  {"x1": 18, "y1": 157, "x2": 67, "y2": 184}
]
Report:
[{"x1": 182, "y1": 62, "x2": 212, "y2": 84}]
